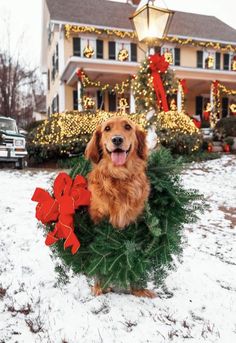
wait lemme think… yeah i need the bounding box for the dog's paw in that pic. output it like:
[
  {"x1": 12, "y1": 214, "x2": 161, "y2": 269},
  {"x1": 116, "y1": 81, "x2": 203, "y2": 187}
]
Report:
[{"x1": 131, "y1": 289, "x2": 157, "y2": 298}]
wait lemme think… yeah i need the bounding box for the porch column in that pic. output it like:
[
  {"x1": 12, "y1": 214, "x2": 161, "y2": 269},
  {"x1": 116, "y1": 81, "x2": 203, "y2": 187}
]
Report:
[
  {"x1": 77, "y1": 80, "x2": 83, "y2": 111},
  {"x1": 210, "y1": 82, "x2": 214, "y2": 112},
  {"x1": 177, "y1": 82, "x2": 182, "y2": 112},
  {"x1": 130, "y1": 88, "x2": 136, "y2": 114}
]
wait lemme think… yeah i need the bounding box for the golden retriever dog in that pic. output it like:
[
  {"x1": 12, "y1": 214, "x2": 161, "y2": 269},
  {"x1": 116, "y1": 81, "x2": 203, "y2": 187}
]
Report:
[{"x1": 85, "y1": 117, "x2": 156, "y2": 298}]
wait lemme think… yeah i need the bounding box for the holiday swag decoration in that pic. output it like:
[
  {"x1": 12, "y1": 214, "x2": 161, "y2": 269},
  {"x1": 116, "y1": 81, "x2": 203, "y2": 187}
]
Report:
[
  {"x1": 205, "y1": 55, "x2": 214, "y2": 69},
  {"x1": 32, "y1": 173, "x2": 91, "y2": 254},
  {"x1": 232, "y1": 56, "x2": 236, "y2": 71},
  {"x1": 164, "y1": 50, "x2": 173, "y2": 64},
  {"x1": 32, "y1": 147, "x2": 203, "y2": 292},
  {"x1": 118, "y1": 46, "x2": 129, "y2": 61}
]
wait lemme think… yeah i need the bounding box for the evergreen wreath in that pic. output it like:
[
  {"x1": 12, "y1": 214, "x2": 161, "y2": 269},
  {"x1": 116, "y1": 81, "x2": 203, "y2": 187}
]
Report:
[{"x1": 49, "y1": 148, "x2": 203, "y2": 290}]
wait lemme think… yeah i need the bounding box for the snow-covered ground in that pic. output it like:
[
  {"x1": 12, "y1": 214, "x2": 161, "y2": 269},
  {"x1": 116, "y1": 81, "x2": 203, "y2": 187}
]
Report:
[{"x1": 0, "y1": 155, "x2": 236, "y2": 343}]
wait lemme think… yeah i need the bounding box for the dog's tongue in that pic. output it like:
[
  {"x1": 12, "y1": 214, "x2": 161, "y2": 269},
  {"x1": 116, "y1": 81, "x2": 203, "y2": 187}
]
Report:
[{"x1": 111, "y1": 151, "x2": 127, "y2": 166}]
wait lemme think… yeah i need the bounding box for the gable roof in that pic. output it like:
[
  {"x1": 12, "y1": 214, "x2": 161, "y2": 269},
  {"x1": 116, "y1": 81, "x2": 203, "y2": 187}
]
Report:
[{"x1": 46, "y1": 0, "x2": 236, "y2": 43}]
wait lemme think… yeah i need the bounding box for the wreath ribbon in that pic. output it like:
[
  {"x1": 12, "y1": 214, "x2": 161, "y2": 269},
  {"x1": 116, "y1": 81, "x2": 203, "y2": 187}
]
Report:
[
  {"x1": 149, "y1": 54, "x2": 169, "y2": 112},
  {"x1": 32, "y1": 173, "x2": 91, "y2": 254}
]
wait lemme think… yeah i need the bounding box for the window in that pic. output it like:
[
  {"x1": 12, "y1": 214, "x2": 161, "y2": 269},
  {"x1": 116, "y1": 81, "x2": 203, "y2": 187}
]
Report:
[
  {"x1": 197, "y1": 51, "x2": 203, "y2": 68},
  {"x1": 222, "y1": 97, "x2": 229, "y2": 117},
  {"x1": 215, "y1": 52, "x2": 221, "y2": 70},
  {"x1": 97, "y1": 91, "x2": 104, "y2": 110},
  {"x1": 51, "y1": 95, "x2": 59, "y2": 114},
  {"x1": 96, "y1": 40, "x2": 104, "y2": 59},
  {"x1": 196, "y1": 96, "x2": 203, "y2": 118},
  {"x1": 174, "y1": 48, "x2": 180, "y2": 66},
  {"x1": 154, "y1": 46, "x2": 161, "y2": 54},
  {"x1": 73, "y1": 38, "x2": 81, "y2": 57},
  {"x1": 109, "y1": 92, "x2": 116, "y2": 111},
  {"x1": 131, "y1": 43, "x2": 137, "y2": 62},
  {"x1": 47, "y1": 70, "x2": 50, "y2": 90},
  {"x1": 223, "y1": 53, "x2": 230, "y2": 70},
  {"x1": 56, "y1": 94, "x2": 59, "y2": 113},
  {"x1": 109, "y1": 41, "x2": 116, "y2": 60},
  {"x1": 51, "y1": 54, "x2": 55, "y2": 81},
  {"x1": 73, "y1": 90, "x2": 78, "y2": 110},
  {"x1": 55, "y1": 43, "x2": 59, "y2": 72}
]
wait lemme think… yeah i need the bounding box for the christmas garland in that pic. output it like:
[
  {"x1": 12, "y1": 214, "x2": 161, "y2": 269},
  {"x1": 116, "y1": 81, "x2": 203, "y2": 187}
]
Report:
[{"x1": 33, "y1": 148, "x2": 203, "y2": 290}]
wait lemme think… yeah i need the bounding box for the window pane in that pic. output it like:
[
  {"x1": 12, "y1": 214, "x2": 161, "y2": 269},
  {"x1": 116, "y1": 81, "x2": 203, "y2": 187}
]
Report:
[
  {"x1": 174, "y1": 48, "x2": 180, "y2": 66},
  {"x1": 131, "y1": 43, "x2": 137, "y2": 62},
  {"x1": 73, "y1": 38, "x2": 81, "y2": 57},
  {"x1": 96, "y1": 40, "x2": 104, "y2": 59},
  {"x1": 222, "y1": 97, "x2": 229, "y2": 117},
  {"x1": 97, "y1": 91, "x2": 104, "y2": 110},
  {"x1": 196, "y1": 96, "x2": 203, "y2": 117},
  {"x1": 223, "y1": 54, "x2": 230, "y2": 70},
  {"x1": 109, "y1": 41, "x2": 116, "y2": 60},
  {"x1": 216, "y1": 52, "x2": 221, "y2": 70},
  {"x1": 197, "y1": 51, "x2": 203, "y2": 68},
  {"x1": 109, "y1": 92, "x2": 116, "y2": 111},
  {"x1": 73, "y1": 90, "x2": 78, "y2": 110}
]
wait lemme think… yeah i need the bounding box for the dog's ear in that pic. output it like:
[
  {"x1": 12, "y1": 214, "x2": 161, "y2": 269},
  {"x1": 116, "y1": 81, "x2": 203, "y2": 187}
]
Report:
[
  {"x1": 136, "y1": 126, "x2": 148, "y2": 160},
  {"x1": 85, "y1": 125, "x2": 102, "y2": 163}
]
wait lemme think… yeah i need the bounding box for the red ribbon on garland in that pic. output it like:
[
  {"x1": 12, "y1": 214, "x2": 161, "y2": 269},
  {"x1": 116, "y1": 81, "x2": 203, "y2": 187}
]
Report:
[
  {"x1": 149, "y1": 54, "x2": 169, "y2": 112},
  {"x1": 179, "y1": 79, "x2": 188, "y2": 94},
  {"x1": 32, "y1": 173, "x2": 91, "y2": 255}
]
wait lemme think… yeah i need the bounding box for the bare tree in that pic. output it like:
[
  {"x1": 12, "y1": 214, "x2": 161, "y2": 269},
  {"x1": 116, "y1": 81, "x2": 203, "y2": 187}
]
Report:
[{"x1": 0, "y1": 14, "x2": 45, "y2": 126}]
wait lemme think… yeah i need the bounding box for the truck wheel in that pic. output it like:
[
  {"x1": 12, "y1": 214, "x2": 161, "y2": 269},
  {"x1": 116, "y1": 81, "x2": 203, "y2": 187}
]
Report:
[{"x1": 17, "y1": 158, "x2": 25, "y2": 170}]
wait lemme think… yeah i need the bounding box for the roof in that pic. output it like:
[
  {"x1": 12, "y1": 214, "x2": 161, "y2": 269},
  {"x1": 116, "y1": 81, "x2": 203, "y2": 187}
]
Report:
[
  {"x1": 169, "y1": 11, "x2": 236, "y2": 43},
  {"x1": 0, "y1": 116, "x2": 15, "y2": 121},
  {"x1": 46, "y1": 0, "x2": 236, "y2": 43},
  {"x1": 46, "y1": 0, "x2": 135, "y2": 30}
]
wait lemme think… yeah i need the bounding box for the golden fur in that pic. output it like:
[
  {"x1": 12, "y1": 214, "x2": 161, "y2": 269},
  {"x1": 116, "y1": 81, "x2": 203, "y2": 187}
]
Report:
[{"x1": 85, "y1": 117, "x2": 150, "y2": 229}]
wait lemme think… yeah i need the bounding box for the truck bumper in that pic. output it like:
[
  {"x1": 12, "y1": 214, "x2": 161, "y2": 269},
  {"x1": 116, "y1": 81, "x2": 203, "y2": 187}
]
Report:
[{"x1": 0, "y1": 150, "x2": 27, "y2": 162}]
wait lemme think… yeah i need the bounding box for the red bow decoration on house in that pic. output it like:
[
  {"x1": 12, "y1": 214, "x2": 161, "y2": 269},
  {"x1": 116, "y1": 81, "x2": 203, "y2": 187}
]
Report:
[
  {"x1": 77, "y1": 68, "x2": 85, "y2": 81},
  {"x1": 149, "y1": 54, "x2": 169, "y2": 112},
  {"x1": 213, "y1": 80, "x2": 219, "y2": 96},
  {"x1": 32, "y1": 173, "x2": 91, "y2": 255},
  {"x1": 179, "y1": 79, "x2": 188, "y2": 94}
]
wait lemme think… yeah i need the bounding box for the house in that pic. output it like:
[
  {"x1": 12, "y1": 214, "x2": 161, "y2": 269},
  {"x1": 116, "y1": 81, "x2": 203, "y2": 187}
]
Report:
[{"x1": 41, "y1": 0, "x2": 236, "y2": 118}]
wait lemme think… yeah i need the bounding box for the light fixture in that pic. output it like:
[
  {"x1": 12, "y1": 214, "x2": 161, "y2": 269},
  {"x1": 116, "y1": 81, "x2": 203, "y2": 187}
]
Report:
[{"x1": 130, "y1": 0, "x2": 174, "y2": 43}]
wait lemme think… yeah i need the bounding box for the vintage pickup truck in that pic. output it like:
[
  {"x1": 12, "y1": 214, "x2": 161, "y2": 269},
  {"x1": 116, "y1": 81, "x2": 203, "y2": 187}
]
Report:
[{"x1": 0, "y1": 116, "x2": 27, "y2": 169}]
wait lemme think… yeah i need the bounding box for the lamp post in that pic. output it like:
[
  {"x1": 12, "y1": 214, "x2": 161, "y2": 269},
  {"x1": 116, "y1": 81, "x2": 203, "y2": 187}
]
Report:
[{"x1": 130, "y1": 0, "x2": 174, "y2": 47}]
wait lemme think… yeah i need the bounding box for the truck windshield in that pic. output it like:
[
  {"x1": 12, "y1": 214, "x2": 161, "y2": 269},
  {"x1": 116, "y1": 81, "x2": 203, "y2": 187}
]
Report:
[{"x1": 0, "y1": 118, "x2": 18, "y2": 133}]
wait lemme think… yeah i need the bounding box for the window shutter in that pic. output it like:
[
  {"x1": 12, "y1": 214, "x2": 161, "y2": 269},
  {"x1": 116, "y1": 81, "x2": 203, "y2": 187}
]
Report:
[
  {"x1": 197, "y1": 51, "x2": 203, "y2": 68},
  {"x1": 222, "y1": 97, "x2": 229, "y2": 117},
  {"x1": 56, "y1": 94, "x2": 59, "y2": 113},
  {"x1": 51, "y1": 54, "x2": 55, "y2": 80},
  {"x1": 215, "y1": 52, "x2": 221, "y2": 70},
  {"x1": 73, "y1": 90, "x2": 78, "y2": 110},
  {"x1": 73, "y1": 38, "x2": 81, "y2": 57},
  {"x1": 174, "y1": 48, "x2": 180, "y2": 66},
  {"x1": 131, "y1": 43, "x2": 137, "y2": 62},
  {"x1": 154, "y1": 46, "x2": 161, "y2": 54},
  {"x1": 223, "y1": 53, "x2": 230, "y2": 70},
  {"x1": 196, "y1": 96, "x2": 203, "y2": 117},
  {"x1": 55, "y1": 43, "x2": 59, "y2": 72},
  {"x1": 96, "y1": 40, "x2": 104, "y2": 59},
  {"x1": 109, "y1": 41, "x2": 116, "y2": 60}
]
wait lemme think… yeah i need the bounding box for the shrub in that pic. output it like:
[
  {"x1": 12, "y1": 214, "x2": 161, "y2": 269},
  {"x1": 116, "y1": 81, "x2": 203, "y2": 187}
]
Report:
[
  {"x1": 156, "y1": 111, "x2": 202, "y2": 154},
  {"x1": 215, "y1": 116, "x2": 236, "y2": 137}
]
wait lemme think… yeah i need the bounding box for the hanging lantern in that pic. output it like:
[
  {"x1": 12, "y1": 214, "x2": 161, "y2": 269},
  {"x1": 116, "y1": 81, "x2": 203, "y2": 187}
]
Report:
[
  {"x1": 83, "y1": 41, "x2": 94, "y2": 58},
  {"x1": 130, "y1": 0, "x2": 174, "y2": 42}
]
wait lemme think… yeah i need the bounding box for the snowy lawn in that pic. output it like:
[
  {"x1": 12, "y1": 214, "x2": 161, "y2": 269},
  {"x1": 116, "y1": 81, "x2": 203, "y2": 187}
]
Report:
[{"x1": 0, "y1": 156, "x2": 236, "y2": 343}]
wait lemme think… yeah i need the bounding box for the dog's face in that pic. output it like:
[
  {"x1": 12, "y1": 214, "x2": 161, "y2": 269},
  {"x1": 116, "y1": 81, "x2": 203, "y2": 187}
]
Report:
[{"x1": 85, "y1": 117, "x2": 147, "y2": 166}]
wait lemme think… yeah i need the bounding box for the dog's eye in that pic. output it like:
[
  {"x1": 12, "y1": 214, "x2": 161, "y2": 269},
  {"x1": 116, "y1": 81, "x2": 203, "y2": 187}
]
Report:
[
  {"x1": 105, "y1": 125, "x2": 111, "y2": 132},
  {"x1": 125, "y1": 124, "x2": 132, "y2": 131}
]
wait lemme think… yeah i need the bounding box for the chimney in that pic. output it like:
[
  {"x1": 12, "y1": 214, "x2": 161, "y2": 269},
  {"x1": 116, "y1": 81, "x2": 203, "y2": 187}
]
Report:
[{"x1": 131, "y1": 0, "x2": 141, "y2": 5}]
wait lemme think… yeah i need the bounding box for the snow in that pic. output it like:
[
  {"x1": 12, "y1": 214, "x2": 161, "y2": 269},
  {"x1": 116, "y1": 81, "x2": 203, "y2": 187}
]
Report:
[{"x1": 0, "y1": 156, "x2": 236, "y2": 343}]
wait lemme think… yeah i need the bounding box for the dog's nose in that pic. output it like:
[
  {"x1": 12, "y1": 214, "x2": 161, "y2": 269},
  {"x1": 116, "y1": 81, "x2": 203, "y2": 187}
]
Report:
[{"x1": 112, "y1": 136, "x2": 123, "y2": 146}]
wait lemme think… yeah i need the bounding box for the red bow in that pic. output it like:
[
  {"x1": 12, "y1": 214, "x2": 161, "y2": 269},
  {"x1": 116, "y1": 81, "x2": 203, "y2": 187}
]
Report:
[
  {"x1": 77, "y1": 68, "x2": 84, "y2": 81},
  {"x1": 149, "y1": 54, "x2": 169, "y2": 112},
  {"x1": 32, "y1": 173, "x2": 91, "y2": 255},
  {"x1": 213, "y1": 80, "x2": 219, "y2": 96}
]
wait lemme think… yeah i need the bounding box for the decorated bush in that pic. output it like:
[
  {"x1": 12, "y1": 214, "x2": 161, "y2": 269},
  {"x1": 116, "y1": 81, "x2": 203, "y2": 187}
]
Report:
[
  {"x1": 32, "y1": 148, "x2": 204, "y2": 291},
  {"x1": 215, "y1": 116, "x2": 236, "y2": 138}
]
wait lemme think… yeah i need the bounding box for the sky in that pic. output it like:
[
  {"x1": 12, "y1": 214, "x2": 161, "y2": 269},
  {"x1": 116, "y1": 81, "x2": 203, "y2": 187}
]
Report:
[{"x1": 0, "y1": 0, "x2": 236, "y2": 69}]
